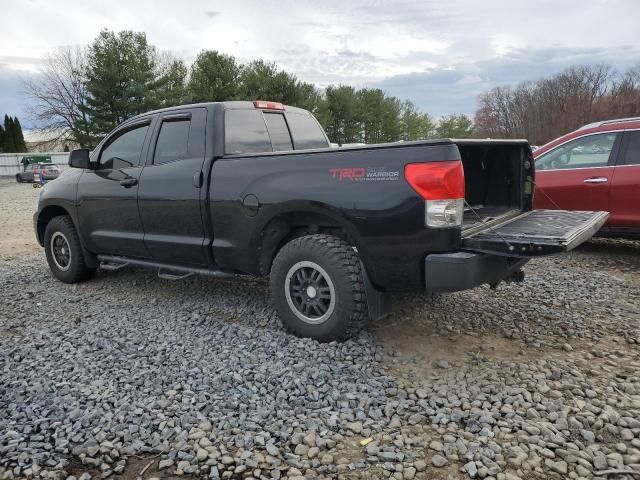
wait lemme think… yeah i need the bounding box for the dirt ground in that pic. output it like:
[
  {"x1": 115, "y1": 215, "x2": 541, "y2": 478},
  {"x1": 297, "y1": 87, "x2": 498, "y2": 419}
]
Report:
[
  {"x1": 2, "y1": 177, "x2": 639, "y2": 480},
  {"x1": 0, "y1": 178, "x2": 42, "y2": 258}
]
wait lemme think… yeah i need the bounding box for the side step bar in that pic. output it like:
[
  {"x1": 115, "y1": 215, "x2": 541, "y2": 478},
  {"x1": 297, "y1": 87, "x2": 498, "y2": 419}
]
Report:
[{"x1": 97, "y1": 255, "x2": 236, "y2": 280}]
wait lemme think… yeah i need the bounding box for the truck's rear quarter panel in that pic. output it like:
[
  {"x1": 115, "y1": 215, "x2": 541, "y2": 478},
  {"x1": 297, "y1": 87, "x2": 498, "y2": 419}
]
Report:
[{"x1": 209, "y1": 142, "x2": 462, "y2": 291}]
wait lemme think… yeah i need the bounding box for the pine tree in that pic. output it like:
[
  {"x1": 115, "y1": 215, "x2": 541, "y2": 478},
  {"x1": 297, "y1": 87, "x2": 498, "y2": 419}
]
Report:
[
  {"x1": 0, "y1": 123, "x2": 5, "y2": 152},
  {"x1": 84, "y1": 29, "x2": 158, "y2": 135},
  {"x1": 436, "y1": 114, "x2": 474, "y2": 138},
  {"x1": 13, "y1": 117, "x2": 27, "y2": 152},
  {"x1": 188, "y1": 51, "x2": 240, "y2": 103},
  {"x1": 3, "y1": 115, "x2": 16, "y2": 152}
]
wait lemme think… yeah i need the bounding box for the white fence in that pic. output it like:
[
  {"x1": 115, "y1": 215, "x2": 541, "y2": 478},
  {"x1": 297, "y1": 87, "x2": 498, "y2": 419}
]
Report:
[{"x1": 0, "y1": 152, "x2": 70, "y2": 177}]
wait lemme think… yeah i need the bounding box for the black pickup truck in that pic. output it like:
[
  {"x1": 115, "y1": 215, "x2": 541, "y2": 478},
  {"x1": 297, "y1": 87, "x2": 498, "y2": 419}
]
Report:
[{"x1": 34, "y1": 101, "x2": 608, "y2": 340}]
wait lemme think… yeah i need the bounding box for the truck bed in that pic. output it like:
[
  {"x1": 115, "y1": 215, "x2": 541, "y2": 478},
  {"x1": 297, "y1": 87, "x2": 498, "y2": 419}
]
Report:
[{"x1": 462, "y1": 206, "x2": 518, "y2": 230}]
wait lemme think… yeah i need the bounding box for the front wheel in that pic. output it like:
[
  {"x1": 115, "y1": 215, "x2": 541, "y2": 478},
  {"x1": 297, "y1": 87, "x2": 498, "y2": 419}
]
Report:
[
  {"x1": 16, "y1": 175, "x2": 22, "y2": 183},
  {"x1": 270, "y1": 234, "x2": 367, "y2": 341},
  {"x1": 44, "y1": 216, "x2": 96, "y2": 283}
]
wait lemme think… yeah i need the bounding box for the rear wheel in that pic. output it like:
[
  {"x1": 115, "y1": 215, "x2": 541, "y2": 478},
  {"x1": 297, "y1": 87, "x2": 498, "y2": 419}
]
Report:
[
  {"x1": 270, "y1": 234, "x2": 367, "y2": 341},
  {"x1": 15, "y1": 174, "x2": 22, "y2": 183},
  {"x1": 44, "y1": 216, "x2": 96, "y2": 283}
]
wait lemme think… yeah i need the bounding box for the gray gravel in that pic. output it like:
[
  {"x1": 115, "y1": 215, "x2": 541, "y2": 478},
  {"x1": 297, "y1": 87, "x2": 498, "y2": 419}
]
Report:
[{"x1": 1, "y1": 180, "x2": 639, "y2": 480}]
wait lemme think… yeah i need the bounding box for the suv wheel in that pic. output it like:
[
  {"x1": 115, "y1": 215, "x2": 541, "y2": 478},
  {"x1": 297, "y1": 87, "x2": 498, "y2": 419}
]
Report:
[
  {"x1": 270, "y1": 234, "x2": 367, "y2": 341},
  {"x1": 44, "y1": 216, "x2": 96, "y2": 283}
]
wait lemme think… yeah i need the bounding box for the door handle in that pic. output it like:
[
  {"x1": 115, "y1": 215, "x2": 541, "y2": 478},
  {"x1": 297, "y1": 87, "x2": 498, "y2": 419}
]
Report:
[
  {"x1": 193, "y1": 171, "x2": 203, "y2": 188},
  {"x1": 119, "y1": 178, "x2": 138, "y2": 188},
  {"x1": 583, "y1": 177, "x2": 608, "y2": 184}
]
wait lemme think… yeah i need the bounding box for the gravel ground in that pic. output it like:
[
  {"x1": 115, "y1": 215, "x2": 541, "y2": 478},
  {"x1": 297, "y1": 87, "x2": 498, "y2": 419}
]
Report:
[{"x1": 1, "y1": 178, "x2": 639, "y2": 480}]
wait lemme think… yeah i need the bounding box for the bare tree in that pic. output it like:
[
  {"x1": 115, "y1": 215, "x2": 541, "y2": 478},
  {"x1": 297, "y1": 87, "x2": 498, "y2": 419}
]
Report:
[
  {"x1": 474, "y1": 64, "x2": 639, "y2": 145},
  {"x1": 609, "y1": 65, "x2": 640, "y2": 118},
  {"x1": 23, "y1": 47, "x2": 94, "y2": 148}
]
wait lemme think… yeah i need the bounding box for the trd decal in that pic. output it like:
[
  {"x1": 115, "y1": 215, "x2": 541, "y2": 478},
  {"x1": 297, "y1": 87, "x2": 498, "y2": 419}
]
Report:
[
  {"x1": 329, "y1": 167, "x2": 399, "y2": 181},
  {"x1": 329, "y1": 168, "x2": 365, "y2": 180}
]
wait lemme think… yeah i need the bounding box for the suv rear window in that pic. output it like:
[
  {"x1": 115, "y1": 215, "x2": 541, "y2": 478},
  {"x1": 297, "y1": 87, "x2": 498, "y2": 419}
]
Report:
[
  {"x1": 285, "y1": 112, "x2": 328, "y2": 150},
  {"x1": 622, "y1": 130, "x2": 640, "y2": 165}
]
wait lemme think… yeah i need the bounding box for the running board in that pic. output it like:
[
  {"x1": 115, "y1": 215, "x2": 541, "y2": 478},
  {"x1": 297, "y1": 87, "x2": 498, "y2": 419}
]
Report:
[
  {"x1": 100, "y1": 261, "x2": 130, "y2": 271},
  {"x1": 97, "y1": 255, "x2": 235, "y2": 279}
]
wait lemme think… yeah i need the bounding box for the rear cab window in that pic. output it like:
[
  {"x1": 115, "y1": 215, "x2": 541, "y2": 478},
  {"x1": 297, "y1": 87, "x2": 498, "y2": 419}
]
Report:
[
  {"x1": 225, "y1": 110, "x2": 272, "y2": 154},
  {"x1": 224, "y1": 106, "x2": 328, "y2": 155},
  {"x1": 284, "y1": 112, "x2": 329, "y2": 150},
  {"x1": 264, "y1": 113, "x2": 293, "y2": 151}
]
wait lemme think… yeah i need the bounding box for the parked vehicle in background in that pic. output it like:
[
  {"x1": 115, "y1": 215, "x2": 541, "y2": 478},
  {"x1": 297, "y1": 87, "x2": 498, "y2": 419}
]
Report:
[
  {"x1": 35, "y1": 101, "x2": 607, "y2": 341},
  {"x1": 16, "y1": 163, "x2": 61, "y2": 183},
  {"x1": 533, "y1": 117, "x2": 640, "y2": 239}
]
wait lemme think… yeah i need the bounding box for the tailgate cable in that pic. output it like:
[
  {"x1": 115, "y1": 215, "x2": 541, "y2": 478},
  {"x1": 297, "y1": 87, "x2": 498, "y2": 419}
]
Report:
[
  {"x1": 463, "y1": 199, "x2": 515, "y2": 252},
  {"x1": 530, "y1": 179, "x2": 564, "y2": 210},
  {"x1": 462, "y1": 178, "x2": 564, "y2": 254}
]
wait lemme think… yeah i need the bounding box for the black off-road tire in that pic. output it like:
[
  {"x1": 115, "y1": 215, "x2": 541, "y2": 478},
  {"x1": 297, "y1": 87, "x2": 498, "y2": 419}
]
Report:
[
  {"x1": 16, "y1": 174, "x2": 22, "y2": 183},
  {"x1": 44, "y1": 216, "x2": 96, "y2": 283},
  {"x1": 270, "y1": 234, "x2": 367, "y2": 341}
]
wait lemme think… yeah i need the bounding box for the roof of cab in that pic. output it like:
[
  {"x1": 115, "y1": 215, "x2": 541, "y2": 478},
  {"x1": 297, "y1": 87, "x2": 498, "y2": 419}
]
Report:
[{"x1": 124, "y1": 101, "x2": 313, "y2": 124}]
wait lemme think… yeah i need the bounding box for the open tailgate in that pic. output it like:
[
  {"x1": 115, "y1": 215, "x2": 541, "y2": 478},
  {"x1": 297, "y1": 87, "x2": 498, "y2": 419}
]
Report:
[{"x1": 462, "y1": 209, "x2": 609, "y2": 257}]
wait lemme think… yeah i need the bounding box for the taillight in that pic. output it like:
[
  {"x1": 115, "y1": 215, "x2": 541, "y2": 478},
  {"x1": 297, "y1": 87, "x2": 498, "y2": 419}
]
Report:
[
  {"x1": 405, "y1": 161, "x2": 465, "y2": 228},
  {"x1": 254, "y1": 100, "x2": 285, "y2": 110}
]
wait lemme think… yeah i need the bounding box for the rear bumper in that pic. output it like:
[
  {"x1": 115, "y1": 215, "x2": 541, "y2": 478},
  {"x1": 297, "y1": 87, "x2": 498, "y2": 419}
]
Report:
[{"x1": 425, "y1": 251, "x2": 529, "y2": 293}]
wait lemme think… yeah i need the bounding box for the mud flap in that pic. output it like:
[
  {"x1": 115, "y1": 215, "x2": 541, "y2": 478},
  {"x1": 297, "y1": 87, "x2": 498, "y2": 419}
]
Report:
[
  {"x1": 361, "y1": 261, "x2": 390, "y2": 322},
  {"x1": 462, "y1": 210, "x2": 609, "y2": 257}
]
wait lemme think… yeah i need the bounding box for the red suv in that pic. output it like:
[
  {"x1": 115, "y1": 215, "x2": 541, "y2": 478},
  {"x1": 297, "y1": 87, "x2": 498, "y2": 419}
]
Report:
[{"x1": 533, "y1": 117, "x2": 640, "y2": 239}]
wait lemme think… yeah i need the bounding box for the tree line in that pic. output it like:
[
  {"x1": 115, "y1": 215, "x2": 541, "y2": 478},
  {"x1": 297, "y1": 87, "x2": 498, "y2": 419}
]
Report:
[
  {"x1": 24, "y1": 29, "x2": 473, "y2": 148},
  {"x1": 26, "y1": 29, "x2": 639, "y2": 150},
  {"x1": 0, "y1": 115, "x2": 27, "y2": 153},
  {"x1": 474, "y1": 64, "x2": 640, "y2": 145}
]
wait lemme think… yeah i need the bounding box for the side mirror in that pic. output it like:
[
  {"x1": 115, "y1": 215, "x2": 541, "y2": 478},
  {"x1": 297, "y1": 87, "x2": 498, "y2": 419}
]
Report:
[{"x1": 68, "y1": 149, "x2": 91, "y2": 169}]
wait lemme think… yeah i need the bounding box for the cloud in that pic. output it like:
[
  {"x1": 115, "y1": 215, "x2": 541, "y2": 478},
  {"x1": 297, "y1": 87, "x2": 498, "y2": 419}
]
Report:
[
  {"x1": 0, "y1": 67, "x2": 37, "y2": 125},
  {"x1": 374, "y1": 45, "x2": 640, "y2": 117},
  {"x1": 0, "y1": 0, "x2": 639, "y2": 120}
]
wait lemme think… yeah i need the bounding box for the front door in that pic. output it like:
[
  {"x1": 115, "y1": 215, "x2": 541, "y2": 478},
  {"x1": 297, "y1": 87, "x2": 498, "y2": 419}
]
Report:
[
  {"x1": 137, "y1": 108, "x2": 208, "y2": 265},
  {"x1": 534, "y1": 132, "x2": 620, "y2": 216},
  {"x1": 77, "y1": 120, "x2": 152, "y2": 257}
]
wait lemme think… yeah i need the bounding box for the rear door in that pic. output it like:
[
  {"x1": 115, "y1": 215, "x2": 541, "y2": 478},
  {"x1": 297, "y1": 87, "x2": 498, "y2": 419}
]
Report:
[
  {"x1": 23, "y1": 164, "x2": 35, "y2": 182},
  {"x1": 77, "y1": 120, "x2": 152, "y2": 257},
  {"x1": 534, "y1": 132, "x2": 620, "y2": 215},
  {"x1": 137, "y1": 107, "x2": 208, "y2": 265},
  {"x1": 609, "y1": 130, "x2": 640, "y2": 232}
]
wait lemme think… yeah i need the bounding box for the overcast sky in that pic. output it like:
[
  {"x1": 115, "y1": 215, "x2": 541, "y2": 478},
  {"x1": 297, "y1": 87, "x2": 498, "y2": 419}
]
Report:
[{"x1": 1, "y1": 0, "x2": 639, "y2": 126}]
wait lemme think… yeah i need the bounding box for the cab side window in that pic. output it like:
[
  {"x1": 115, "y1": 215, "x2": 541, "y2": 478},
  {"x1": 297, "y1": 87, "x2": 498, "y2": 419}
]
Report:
[
  {"x1": 536, "y1": 133, "x2": 617, "y2": 171},
  {"x1": 99, "y1": 124, "x2": 150, "y2": 170},
  {"x1": 154, "y1": 119, "x2": 191, "y2": 164}
]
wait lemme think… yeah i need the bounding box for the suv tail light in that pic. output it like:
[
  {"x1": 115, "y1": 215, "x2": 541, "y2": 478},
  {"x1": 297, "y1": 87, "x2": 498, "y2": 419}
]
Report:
[
  {"x1": 405, "y1": 161, "x2": 465, "y2": 228},
  {"x1": 254, "y1": 100, "x2": 285, "y2": 111}
]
